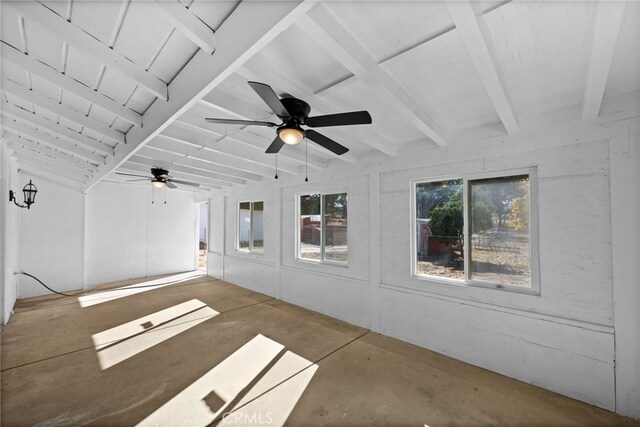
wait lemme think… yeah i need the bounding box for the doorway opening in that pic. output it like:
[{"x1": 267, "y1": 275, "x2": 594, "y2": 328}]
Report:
[{"x1": 197, "y1": 202, "x2": 209, "y2": 272}]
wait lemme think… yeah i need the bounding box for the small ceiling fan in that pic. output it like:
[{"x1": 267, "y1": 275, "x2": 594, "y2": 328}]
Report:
[
  {"x1": 205, "y1": 81, "x2": 372, "y2": 155},
  {"x1": 115, "y1": 168, "x2": 200, "y2": 189}
]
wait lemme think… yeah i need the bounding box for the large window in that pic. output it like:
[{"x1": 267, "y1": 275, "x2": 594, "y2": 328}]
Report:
[
  {"x1": 414, "y1": 172, "x2": 536, "y2": 292},
  {"x1": 299, "y1": 193, "x2": 347, "y2": 264},
  {"x1": 238, "y1": 201, "x2": 264, "y2": 253}
]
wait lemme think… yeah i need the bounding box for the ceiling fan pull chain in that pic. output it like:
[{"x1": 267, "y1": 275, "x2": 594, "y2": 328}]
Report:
[
  {"x1": 275, "y1": 154, "x2": 278, "y2": 180},
  {"x1": 164, "y1": 187, "x2": 167, "y2": 204},
  {"x1": 305, "y1": 137, "x2": 308, "y2": 182},
  {"x1": 151, "y1": 187, "x2": 155, "y2": 204}
]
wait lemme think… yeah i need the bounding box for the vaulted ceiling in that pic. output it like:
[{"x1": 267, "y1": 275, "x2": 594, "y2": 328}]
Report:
[{"x1": 1, "y1": 0, "x2": 638, "y2": 193}]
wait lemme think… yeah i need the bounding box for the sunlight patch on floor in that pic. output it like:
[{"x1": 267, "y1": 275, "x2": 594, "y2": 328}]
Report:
[
  {"x1": 78, "y1": 271, "x2": 206, "y2": 308},
  {"x1": 138, "y1": 335, "x2": 318, "y2": 427},
  {"x1": 92, "y1": 299, "x2": 218, "y2": 370}
]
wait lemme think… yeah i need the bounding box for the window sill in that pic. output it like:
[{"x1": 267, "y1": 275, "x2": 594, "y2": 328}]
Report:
[
  {"x1": 411, "y1": 273, "x2": 540, "y2": 296},
  {"x1": 296, "y1": 258, "x2": 349, "y2": 268}
]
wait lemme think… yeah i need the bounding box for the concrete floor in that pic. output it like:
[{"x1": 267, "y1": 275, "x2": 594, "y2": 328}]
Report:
[{"x1": 1, "y1": 273, "x2": 639, "y2": 426}]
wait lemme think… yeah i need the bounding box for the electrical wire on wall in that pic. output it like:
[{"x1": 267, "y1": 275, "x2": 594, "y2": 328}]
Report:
[{"x1": 14, "y1": 271, "x2": 200, "y2": 297}]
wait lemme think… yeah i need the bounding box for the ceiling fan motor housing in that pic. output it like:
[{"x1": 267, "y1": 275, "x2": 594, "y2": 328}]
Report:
[
  {"x1": 280, "y1": 97, "x2": 311, "y2": 124},
  {"x1": 151, "y1": 168, "x2": 170, "y2": 178}
]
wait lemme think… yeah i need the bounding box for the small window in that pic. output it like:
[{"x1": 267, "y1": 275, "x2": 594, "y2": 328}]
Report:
[
  {"x1": 238, "y1": 201, "x2": 264, "y2": 253},
  {"x1": 414, "y1": 173, "x2": 535, "y2": 292},
  {"x1": 299, "y1": 193, "x2": 347, "y2": 264}
]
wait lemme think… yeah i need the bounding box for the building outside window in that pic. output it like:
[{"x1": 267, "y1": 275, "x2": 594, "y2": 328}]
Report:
[
  {"x1": 414, "y1": 172, "x2": 536, "y2": 293},
  {"x1": 238, "y1": 201, "x2": 264, "y2": 253},
  {"x1": 299, "y1": 193, "x2": 347, "y2": 264}
]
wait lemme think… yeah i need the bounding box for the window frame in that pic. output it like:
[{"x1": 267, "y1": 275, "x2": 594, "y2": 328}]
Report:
[
  {"x1": 296, "y1": 191, "x2": 348, "y2": 266},
  {"x1": 410, "y1": 168, "x2": 540, "y2": 295},
  {"x1": 236, "y1": 200, "x2": 264, "y2": 254}
]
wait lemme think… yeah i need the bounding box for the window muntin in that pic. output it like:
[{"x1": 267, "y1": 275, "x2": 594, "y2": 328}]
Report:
[
  {"x1": 299, "y1": 193, "x2": 348, "y2": 264},
  {"x1": 238, "y1": 201, "x2": 264, "y2": 253},
  {"x1": 414, "y1": 173, "x2": 534, "y2": 291}
]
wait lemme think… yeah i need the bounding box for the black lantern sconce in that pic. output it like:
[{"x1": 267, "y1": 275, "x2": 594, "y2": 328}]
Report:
[{"x1": 9, "y1": 180, "x2": 38, "y2": 209}]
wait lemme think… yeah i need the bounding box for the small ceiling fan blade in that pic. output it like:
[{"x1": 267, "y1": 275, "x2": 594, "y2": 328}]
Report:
[
  {"x1": 165, "y1": 181, "x2": 177, "y2": 189},
  {"x1": 170, "y1": 179, "x2": 200, "y2": 188},
  {"x1": 125, "y1": 179, "x2": 151, "y2": 182},
  {"x1": 116, "y1": 172, "x2": 151, "y2": 178},
  {"x1": 305, "y1": 130, "x2": 349, "y2": 155},
  {"x1": 248, "y1": 81, "x2": 291, "y2": 119},
  {"x1": 205, "y1": 118, "x2": 278, "y2": 127},
  {"x1": 305, "y1": 111, "x2": 372, "y2": 128},
  {"x1": 265, "y1": 136, "x2": 285, "y2": 154}
]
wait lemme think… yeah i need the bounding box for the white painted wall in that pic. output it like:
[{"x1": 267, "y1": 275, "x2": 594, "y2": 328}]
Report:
[
  {"x1": 17, "y1": 174, "x2": 85, "y2": 298},
  {"x1": 85, "y1": 182, "x2": 197, "y2": 287},
  {"x1": 209, "y1": 117, "x2": 640, "y2": 418},
  {"x1": 0, "y1": 144, "x2": 20, "y2": 324}
]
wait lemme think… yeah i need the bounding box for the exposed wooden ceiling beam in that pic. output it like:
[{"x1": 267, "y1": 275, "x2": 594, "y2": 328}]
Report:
[
  {"x1": 6, "y1": 140, "x2": 98, "y2": 175},
  {"x1": 126, "y1": 155, "x2": 235, "y2": 188},
  {"x1": 298, "y1": 5, "x2": 448, "y2": 146},
  {"x1": 2, "y1": 78, "x2": 125, "y2": 145},
  {"x1": 0, "y1": 42, "x2": 143, "y2": 126},
  {"x1": 7, "y1": 1, "x2": 168, "y2": 100},
  {"x1": 1, "y1": 117, "x2": 105, "y2": 164},
  {"x1": 153, "y1": 0, "x2": 216, "y2": 55},
  {"x1": 1, "y1": 101, "x2": 113, "y2": 155},
  {"x1": 139, "y1": 145, "x2": 262, "y2": 182},
  {"x1": 14, "y1": 154, "x2": 91, "y2": 181},
  {"x1": 582, "y1": 1, "x2": 627, "y2": 119},
  {"x1": 2, "y1": 132, "x2": 99, "y2": 172},
  {"x1": 446, "y1": 0, "x2": 518, "y2": 134},
  {"x1": 150, "y1": 134, "x2": 288, "y2": 178},
  {"x1": 83, "y1": 0, "x2": 315, "y2": 193},
  {"x1": 17, "y1": 165, "x2": 85, "y2": 191}
]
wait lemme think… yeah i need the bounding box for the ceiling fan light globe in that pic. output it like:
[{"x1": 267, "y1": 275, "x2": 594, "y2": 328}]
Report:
[
  {"x1": 278, "y1": 127, "x2": 304, "y2": 145},
  {"x1": 152, "y1": 180, "x2": 166, "y2": 188}
]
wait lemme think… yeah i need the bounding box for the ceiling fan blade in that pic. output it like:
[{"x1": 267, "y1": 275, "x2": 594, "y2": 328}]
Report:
[
  {"x1": 248, "y1": 81, "x2": 291, "y2": 119},
  {"x1": 265, "y1": 136, "x2": 285, "y2": 154},
  {"x1": 170, "y1": 179, "x2": 200, "y2": 188},
  {"x1": 305, "y1": 111, "x2": 372, "y2": 128},
  {"x1": 165, "y1": 181, "x2": 177, "y2": 189},
  {"x1": 125, "y1": 179, "x2": 150, "y2": 182},
  {"x1": 305, "y1": 130, "x2": 349, "y2": 155},
  {"x1": 205, "y1": 118, "x2": 278, "y2": 127},
  {"x1": 116, "y1": 172, "x2": 151, "y2": 178}
]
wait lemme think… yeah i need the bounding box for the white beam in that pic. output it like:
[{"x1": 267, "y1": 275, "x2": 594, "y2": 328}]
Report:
[
  {"x1": 139, "y1": 145, "x2": 262, "y2": 182},
  {"x1": 298, "y1": 6, "x2": 448, "y2": 146},
  {"x1": 1, "y1": 42, "x2": 143, "y2": 126},
  {"x1": 582, "y1": 1, "x2": 627, "y2": 119},
  {"x1": 2, "y1": 78, "x2": 125, "y2": 144},
  {"x1": 150, "y1": 134, "x2": 282, "y2": 178},
  {"x1": 1, "y1": 101, "x2": 113, "y2": 155},
  {"x1": 15, "y1": 155, "x2": 91, "y2": 181},
  {"x1": 446, "y1": 0, "x2": 519, "y2": 133},
  {"x1": 1, "y1": 117, "x2": 105, "y2": 164},
  {"x1": 3, "y1": 132, "x2": 99, "y2": 172},
  {"x1": 153, "y1": 0, "x2": 216, "y2": 55},
  {"x1": 126, "y1": 155, "x2": 235, "y2": 187},
  {"x1": 83, "y1": 0, "x2": 315, "y2": 192},
  {"x1": 17, "y1": 165, "x2": 85, "y2": 191},
  {"x1": 7, "y1": 1, "x2": 168, "y2": 100},
  {"x1": 6, "y1": 140, "x2": 97, "y2": 174}
]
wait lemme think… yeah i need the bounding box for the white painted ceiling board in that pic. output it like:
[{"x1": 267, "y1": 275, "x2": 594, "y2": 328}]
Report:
[
  {"x1": 484, "y1": 1, "x2": 597, "y2": 117},
  {"x1": 604, "y1": 1, "x2": 640, "y2": 98},
  {"x1": 147, "y1": 29, "x2": 198, "y2": 85},
  {"x1": 67, "y1": 1, "x2": 124, "y2": 46},
  {"x1": 183, "y1": 0, "x2": 239, "y2": 32}
]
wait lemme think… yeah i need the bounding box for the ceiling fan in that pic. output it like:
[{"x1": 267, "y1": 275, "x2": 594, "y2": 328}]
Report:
[
  {"x1": 115, "y1": 168, "x2": 200, "y2": 189},
  {"x1": 205, "y1": 81, "x2": 372, "y2": 155}
]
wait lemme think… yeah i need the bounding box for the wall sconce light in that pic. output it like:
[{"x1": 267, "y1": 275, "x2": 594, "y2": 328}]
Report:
[{"x1": 9, "y1": 180, "x2": 38, "y2": 209}]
